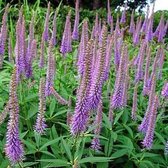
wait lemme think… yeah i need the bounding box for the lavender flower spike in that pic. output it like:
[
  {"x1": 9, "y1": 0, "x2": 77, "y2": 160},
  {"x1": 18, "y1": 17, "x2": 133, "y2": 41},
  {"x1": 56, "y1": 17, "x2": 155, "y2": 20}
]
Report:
[
  {"x1": 50, "y1": 86, "x2": 69, "y2": 105},
  {"x1": 91, "y1": 100, "x2": 103, "y2": 151},
  {"x1": 142, "y1": 95, "x2": 159, "y2": 149},
  {"x1": 138, "y1": 74, "x2": 156, "y2": 134},
  {"x1": 135, "y1": 40, "x2": 146, "y2": 83},
  {"x1": 143, "y1": 46, "x2": 151, "y2": 95},
  {"x1": 129, "y1": 10, "x2": 135, "y2": 34},
  {"x1": 5, "y1": 67, "x2": 24, "y2": 164},
  {"x1": 70, "y1": 40, "x2": 93, "y2": 135},
  {"x1": 39, "y1": 35, "x2": 45, "y2": 68},
  {"x1": 45, "y1": 41, "x2": 56, "y2": 96},
  {"x1": 43, "y1": 2, "x2": 50, "y2": 41},
  {"x1": 107, "y1": 0, "x2": 112, "y2": 25},
  {"x1": 120, "y1": 4, "x2": 127, "y2": 24},
  {"x1": 111, "y1": 44, "x2": 128, "y2": 109},
  {"x1": 60, "y1": 11, "x2": 71, "y2": 56},
  {"x1": 51, "y1": 10, "x2": 57, "y2": 46},
  {"x1": 88, "y1": 25, "x2": 107, "y2": 109},
  {"x1": 0, "y1": 4, "x2": 9, "y2": 68},
  {"x1": 131, "y1": 83, "x2": 138, "y2": 120},
  {"x1": 161, "y1": 82, "x2": 168, "y2": 98},
  {"x1": 72, "y1": 0, "x2": 79, "y2": 40},
  {"x1": 35, "y1": 78, "x2": 47, "y2": 134}
]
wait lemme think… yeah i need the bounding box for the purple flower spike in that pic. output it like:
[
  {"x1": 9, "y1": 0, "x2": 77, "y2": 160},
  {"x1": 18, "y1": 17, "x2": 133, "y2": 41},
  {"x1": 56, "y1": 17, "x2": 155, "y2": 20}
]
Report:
[
  {"x1": 161, "y1": 82, "x2": 168, "y2": 98},
  {"x1": 45, "y1": 41, "x2": 55, "y2": 96},
  {"x1": 88, "y1": 25, "x2": 107, "y2": 109},
  {"x1": 0, "y1": 4, "x2": 9, "y2": 68},
  {"x1": 120, "y1": 4, "x2": 127, "y2": 24},
  {"x1": 91, "y1": 137, "x2": 101, "y2": 151},
  {"x1": 131, "y1": 83, "x2": 138, "y2": 120},
  {"x1": 142, "y1": 95, "x2": 159, "y2": 149},
  {"x1": 35, "y1": 78, "x2": 47, "y2": 134},
  {"x1": 51, "y1": 11, "x2": 57, "y2": 46},
  {"x1": 60, "y1": 11, "x2": 72, "y2": 56},
  {"x1": 145, "y1": 16, "x2": 153, "y2": 42},
  {"x1": 107, "y1": 0, "x2": 112, "y2": 25},
  {"x1": 39, "y1": 35, "x2": 45, "y2": 68},
  {"x1": 72, "y1": 0, "x2": 79, "y2": 40},
  {"x1": 133, "y1": 17, "x2": 142, "y2": 45},
  {"x1": 138, "y1": 74, "x2": 156, "y2": 134},
  {"x1": 143, "y1": 46, "x2": 151, "y2": 96},
  {"x1": 111, "y1": 44, "x2": 128, "y2": 109},
  {"x1": 43, "y1": 2, "x2": 50, "y2": 41},
  {"x1": 129, "y1": 10, "x2": 135, "y2": 34},
  {"x1": 91, "y1": 100, "x2": 103, "y2": 151},
  {"x1": 77, "y1": 20, "x2": 89, "y2": 75},
  {"x1": 5, "y1": 68, "x2": 24, "y2": 164},
  {"x1": 70, "y1": 40, "x2": 93, "y2": 135},
  {"x1": 135, "y1": 40, "x2": 146, "y2": 83}
]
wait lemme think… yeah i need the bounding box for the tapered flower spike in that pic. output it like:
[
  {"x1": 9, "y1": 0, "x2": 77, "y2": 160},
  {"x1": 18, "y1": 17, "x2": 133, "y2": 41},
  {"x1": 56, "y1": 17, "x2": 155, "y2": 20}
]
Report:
[
  {"x1": 0, "y1": 4, "x2": 9, "y2": 68},
  {"x1": 20, "y1": 17, "x2": 26, "y2": 73},
  {"x1": 77, "y1": 20, "x2": 89, "y2": 75},
  {"x1": 50, "y1": 86, "x2": 69, "y2": 105},
  {"x1": 122, "y1": 60, "x2": 129, "y2": 107},
  {"x1": 111, "y1": 44, "x2": 128, "y2": 109},
  {"x1": 91, "y1": 100, "x2": 103, "y2": 151},
  {"x1": 45, "y1": 40, "x2": 56, "y2": 96},
  {"x1": 115, "y1": 14, "x2": 120, "y2": 35},
  {"x1": 39, "y1": 34, "x2": 45, "y2": 68},
  {"x1": 133, "y1": 16, "x2": 142, "y2": 45},
  {"x1": 0, "y1": 102, "x2": 10, "y2": 125},
  {"x1": 25, "y1": 40, "x2": 37, "y2": 78},
  {"x1": 129, "y1": 10, "x2": 135, "y2": 34},
  {"x1": 8, "y1": 36, "x2": 13, "y2": 63},
  {"x1": 113, "y1": 30, "x2": 121, "y2": 72},
  {"x1": 51, "y1": 10, "x2": 57, "y2": 46},
  {"x1": 143, "y1": 45, "x2": 151, "y2": 95},
  {"x1": 107, "y1": 0, "x2": 112, "y2": 25},
  {"x1": 108, "y1": 103, "x2": 114, "y2": 125},
  {"x1": 120, "y1": 4, "x2": 127, "y2": 24},
  {"x1": 70, "y1": 40, "x2": 93, "y2": 135},
  {"x1": 104, "y1": 35, "x2": 113, "y2": 81},
  {"x1": 131, "y1": 83, "x2": 138, "y2": 120},
  {"x1": 35, "y1": 78, "x2": 47, "y2": 134},
  {"x1": 135, "y1": 40, "x2": 146, "y2": 83},
  {"x1": 88, "y1": 25, "x2": 107, "y2": 109},
  {"x1": 138, "y1": 73, "x2": 156, "y2": 134},
  {"x1": 145, "y1": 15, "x2": 153, "y2": 42},
  {"x1": 153, "y1": 12, "x2": 164, "y2": 38},
  {"x1": 72, "y1": 0, "x2": 79, "y2": 40},
  {"x1": 157, "y1": 46, "x2": 164, "y2": 79},
  {"x1": 163, "y1": 21, "x2": 168, "y2": 37},
  {"x1": 141, "y1": 5, "x2": 149, "y2": 33},
  {"x1": 28, "y1": 13, "x2": 35, "y2": 50},
  {"x1": 60, "y1": 11, "x2": 72, "y2": 57},
  {"x1": 110, "y1": 16, "x2": 114, "y2": 34},
  {"x1": 161, "y1": 81, "x2": 168, "y2": 98},
  {"x1": 92, "y1": 33, "x2": 99, "y2": 72},
  {"x1": 142, "y1": 95, "x2": 159, "y2": 149},
  {"x1": 5, "y1": 67, "x2": 24, "y2": 164},
  {"x1": 43, "y1": 2, "x2": 50, "y2": 41}
]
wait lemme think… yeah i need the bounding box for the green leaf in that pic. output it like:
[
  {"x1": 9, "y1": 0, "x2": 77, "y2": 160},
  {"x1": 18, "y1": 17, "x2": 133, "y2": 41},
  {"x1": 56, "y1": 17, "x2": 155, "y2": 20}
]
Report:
[
  {"x1": 49, "y1": 99, "x2": 56, "y2": 117},
  {"x1": 111, "y1": 149, "x2": 128, "y2": 158},
  {"x1": 62, "y1": 138, "x2": 72, "y2": 161},
  {"x1": 114, "y1": 110, "x2": 124, "y2": 125},
  {"x1": 40, "y1": 137, "x2": 63, "y2": 151},
  {"x1": 155, "y1": 131, "x2": 166, "y2": 144},
  {"x1": 38, "y1": 159, "x2": 69, "y2": 167},
  {"x1": 79, "y1": 157, "x2": 112, "y2": 164}
]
